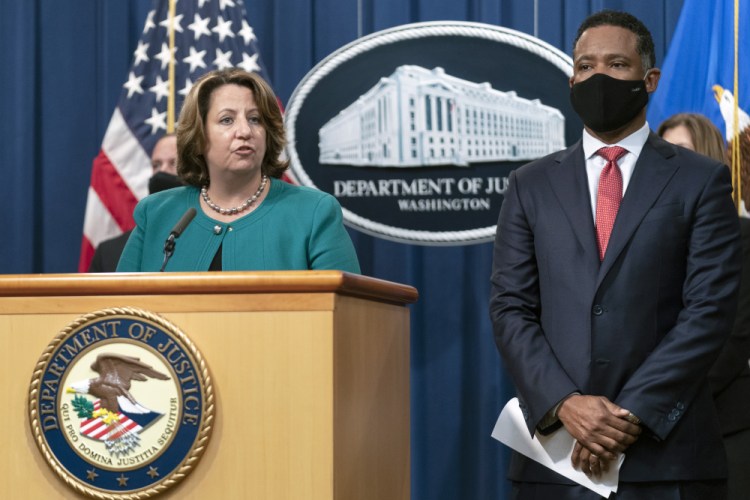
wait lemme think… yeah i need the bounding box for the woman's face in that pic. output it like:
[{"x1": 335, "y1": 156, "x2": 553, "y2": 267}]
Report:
[
  {"x1": 661, "y1": 124, "x2": 695, "y2": 151},
  {"x1": 203, "y1": 83, "x2": 266, "y2": 181}
]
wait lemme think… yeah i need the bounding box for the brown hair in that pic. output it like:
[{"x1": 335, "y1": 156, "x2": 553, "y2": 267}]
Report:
[
  {"x1": 657, "y1": 113, "x2": 727, "y2": 163},
  {"x1": 176, "y1": 68, "x2": 288, "y2": 186}
]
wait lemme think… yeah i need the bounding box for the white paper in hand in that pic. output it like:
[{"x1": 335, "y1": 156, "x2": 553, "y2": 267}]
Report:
[{"x1": 491, "y1": 397, "x2": 623, "y2": 498}]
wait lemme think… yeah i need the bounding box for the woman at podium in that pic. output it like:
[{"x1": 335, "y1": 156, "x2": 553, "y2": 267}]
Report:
[{"x1": 116, "y1": 68, "x2": 360, "y2": 273}]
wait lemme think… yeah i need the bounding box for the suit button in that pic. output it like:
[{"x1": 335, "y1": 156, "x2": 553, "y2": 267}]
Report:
[
  {"x1": 676, "y1": 402, "x2": 685, "y2": 410},
  {"x1": 592, "y1": 305, "x2": 603, "y2": 315},
  {"x1": 668, "y1": 413, "x2": 677, "y2": 422}
]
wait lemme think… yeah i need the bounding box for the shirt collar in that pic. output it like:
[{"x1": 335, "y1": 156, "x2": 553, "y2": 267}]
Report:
[{"x1": 582, "y1": 122, "x2": 650, "y2": 160}]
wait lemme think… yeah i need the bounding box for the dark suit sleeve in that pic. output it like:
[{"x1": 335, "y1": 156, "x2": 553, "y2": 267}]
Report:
[
  {"x1": 708, "y1": 218, "x2": 750, "y2": 395},
  {"x1": 616, "y1": 164, "x2": 741, "y2": 440},
  {"x1": 88, "y1": 232, "x2": 131, "y2": 273},
  {"x1": 88, "y1": 246, "x2": 105, "y2": 273},
  {"x1": 489, "y1": 169, "x2": 579, "y2": 435}
]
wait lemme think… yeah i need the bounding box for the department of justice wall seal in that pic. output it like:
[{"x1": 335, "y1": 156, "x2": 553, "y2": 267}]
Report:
[
  {"x1": 28, "y1": 308, "x2": 214, "y2": 499},
  {"x1": 285, "y1": 21, "x2": 578, "y2": 245}
]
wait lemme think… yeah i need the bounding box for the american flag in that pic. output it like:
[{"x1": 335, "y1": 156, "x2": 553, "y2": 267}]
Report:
[{"x1": 79, "y1": 0, "x2": 271, "y2": 271}]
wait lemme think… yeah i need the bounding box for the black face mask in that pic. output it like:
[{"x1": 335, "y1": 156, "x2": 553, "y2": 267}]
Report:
[
  {"x1": 148, "y1": 172, "x2": 183, "y2": 194},
  {"x1": 569, "y1": 72, "x2": 649, "y2": 133}
]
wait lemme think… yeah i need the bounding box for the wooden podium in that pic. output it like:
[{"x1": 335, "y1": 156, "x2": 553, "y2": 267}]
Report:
[{"x1": 0, "y1": 271, "x2": 416, "y2": 499}]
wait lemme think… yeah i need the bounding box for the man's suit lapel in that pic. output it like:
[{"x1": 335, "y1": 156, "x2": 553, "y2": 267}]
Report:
[
  {"x1": 597, "y1": 134, "x2": 679, "y2": 284},
  {"x1": 546, "y1": 141, "x2": 600, "y2": 269}
]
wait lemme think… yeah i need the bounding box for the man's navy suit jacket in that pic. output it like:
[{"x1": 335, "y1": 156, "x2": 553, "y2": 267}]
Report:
[{"x1": 490, "y1": 133, "x2": 741, "y2": 483}]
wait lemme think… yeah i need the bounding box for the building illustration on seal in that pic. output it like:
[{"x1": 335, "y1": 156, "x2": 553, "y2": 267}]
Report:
[{"x1": 318, "y1": 65, "x2": 565, "y2": 168}]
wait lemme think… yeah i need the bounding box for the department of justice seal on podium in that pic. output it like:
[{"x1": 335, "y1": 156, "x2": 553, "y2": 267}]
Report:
[{"x1": 28, "y1": 308, "x2": 214, "y2": 499}]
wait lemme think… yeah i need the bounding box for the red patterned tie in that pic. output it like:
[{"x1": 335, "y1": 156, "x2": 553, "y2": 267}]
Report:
[{"x1": 595, "y1": 146, "x2": 627, "y2": 261}]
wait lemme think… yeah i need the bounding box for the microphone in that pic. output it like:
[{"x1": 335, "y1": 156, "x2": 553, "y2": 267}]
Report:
[{"x1": 160, "y1": 208, "x2": 197, "y2": 272}]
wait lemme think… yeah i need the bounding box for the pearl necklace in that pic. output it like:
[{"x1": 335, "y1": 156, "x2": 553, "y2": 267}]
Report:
[{"x1": 201, "y1": 175, "x2": 268, "y2": 215}]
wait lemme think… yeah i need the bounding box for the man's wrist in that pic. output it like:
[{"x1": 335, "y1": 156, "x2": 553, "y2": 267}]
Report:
[{"x1": 554, "y1": 392, "x2": 581, "y2": 418}]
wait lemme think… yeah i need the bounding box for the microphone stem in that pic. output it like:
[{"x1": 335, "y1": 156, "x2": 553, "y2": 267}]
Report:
[
  {"x1": 159, "y1": 253, "x2": 170, "y2": 273},
  {"x1": 159, "y1": 208, "x2": 195, "y2": 272},
  {"x1": 160, "y1": 234, "x2": 176, "y2": 272}
]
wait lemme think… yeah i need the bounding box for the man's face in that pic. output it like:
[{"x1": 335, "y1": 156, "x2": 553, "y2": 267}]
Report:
[
  {"x1": 570, "y1": 25, "x2": 649, "y2": 87},
  {"x1": 151, "y1": 135, "x2": 178, "y2": 174}
]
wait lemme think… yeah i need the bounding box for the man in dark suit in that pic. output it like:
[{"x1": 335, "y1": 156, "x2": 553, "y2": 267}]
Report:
[{"x1": 489, "y1": 10, "x2": 741, "y2": 499}]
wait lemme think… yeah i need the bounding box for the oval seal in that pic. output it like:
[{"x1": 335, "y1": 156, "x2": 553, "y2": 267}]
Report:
[
  {"x1": 28, "y1": 308, "x2": 214, "y2": 499},
  {"x1": 285, "y1": 21, "x2": 578, "y2": 245}
]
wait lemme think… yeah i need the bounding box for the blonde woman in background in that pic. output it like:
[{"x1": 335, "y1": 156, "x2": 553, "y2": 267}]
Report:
[{"x1": 658, "y1": 112, "x2": 727, "y2": 163}]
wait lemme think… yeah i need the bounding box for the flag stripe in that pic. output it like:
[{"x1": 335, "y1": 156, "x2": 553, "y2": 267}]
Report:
[
  {"x1": 80, "y1": 400, "x2": 142, "y2": 441},
  {"x1": 106, "y1": 420, "x2": 141, "y2": 440},
  {"x1": 78, "y1": 237, "x2": 96, "y2": 273},
  {"x1": 101, "y1": 108, "x2": 152, "y2": 197},
  {"x1": 90, "y1": 153, "x2": 141, "y2": 231},
  {"x1": 82, "y1": 187, "x2": 120, "y2": 242}
]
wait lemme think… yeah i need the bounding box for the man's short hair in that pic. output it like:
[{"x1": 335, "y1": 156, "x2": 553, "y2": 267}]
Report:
[{"x1": 573, "y1": 10, "x2": 656, "y2": 71}]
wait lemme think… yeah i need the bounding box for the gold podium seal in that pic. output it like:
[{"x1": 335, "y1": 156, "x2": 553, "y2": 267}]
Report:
[{"x1": 28, "y1": 307, "x2": 214, "y2": 499}]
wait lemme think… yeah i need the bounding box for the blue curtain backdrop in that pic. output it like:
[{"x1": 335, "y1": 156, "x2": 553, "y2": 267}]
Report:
[{"x1": 0, "y1": 1, "x2": 684, "y2": 498}]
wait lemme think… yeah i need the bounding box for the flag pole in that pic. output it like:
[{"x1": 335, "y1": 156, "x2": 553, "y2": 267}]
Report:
[
  {"x1": 167, "y1": 0, "x2": 176, "y2": 133},
  {"x1": 732, "y1": 0, "x2": 742, "y2": 212}
]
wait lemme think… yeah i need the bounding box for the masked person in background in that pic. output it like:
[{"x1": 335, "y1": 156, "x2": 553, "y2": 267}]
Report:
[
  {"x1": 88, "y1": 134, "x2": 182, "y2": 272},
  {"x1": 490, "y1": 10, "x2": 741, "y2": 499}
]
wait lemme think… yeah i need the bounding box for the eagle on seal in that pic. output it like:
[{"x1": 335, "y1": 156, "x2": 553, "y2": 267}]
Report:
[{"x1": 68, "y1": 353, "x2": 169, "y2": 415}]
